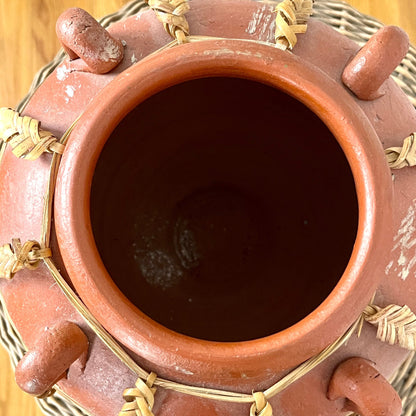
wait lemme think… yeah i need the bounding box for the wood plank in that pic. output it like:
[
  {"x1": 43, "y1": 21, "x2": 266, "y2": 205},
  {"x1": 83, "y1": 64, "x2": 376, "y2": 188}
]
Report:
[{"x1": 0, "y1": 1, "x2": 415, "y2": 415}]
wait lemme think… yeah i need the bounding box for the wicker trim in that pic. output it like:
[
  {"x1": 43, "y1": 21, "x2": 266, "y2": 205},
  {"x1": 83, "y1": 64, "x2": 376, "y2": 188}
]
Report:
[
  {"x1": 274, "y1": 0, "x2": 314, "y2": 49},
  {"x1": 363, "y1": 304, "x2": 416, "y2": 350},
  {"x1": 0, "y1": 239, "x2": 52, "y2": 279},
  {"x1": 0, "y1": 108, "x2": 64, "y2": 160},
  {"x1": 2, "y1": 1, "x2": 416, "y2": 416},
  {"x1": 145, "y1": 0, "x2": 190, "y2": 44},
  {"x1": 386, "y1": 133, "x2": 416, "y2": 169}
]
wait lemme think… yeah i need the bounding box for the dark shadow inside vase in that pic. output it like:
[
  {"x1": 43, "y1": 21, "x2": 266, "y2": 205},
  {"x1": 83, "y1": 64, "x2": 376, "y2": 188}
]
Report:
[{"x1": 90, "y1": 77, "x2": 358, "y2": 342}]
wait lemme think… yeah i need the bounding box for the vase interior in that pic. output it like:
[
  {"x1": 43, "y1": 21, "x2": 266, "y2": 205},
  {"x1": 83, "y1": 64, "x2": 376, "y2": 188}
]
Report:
[{"x1": 90, "y1": 77, "x2": 358, "y2": 342}]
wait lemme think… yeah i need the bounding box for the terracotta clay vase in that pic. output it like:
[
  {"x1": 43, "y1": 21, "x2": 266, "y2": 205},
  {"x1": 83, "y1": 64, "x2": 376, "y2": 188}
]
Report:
[{"x1": 1, "y1": 1, "x2": 416, "y2": 415}]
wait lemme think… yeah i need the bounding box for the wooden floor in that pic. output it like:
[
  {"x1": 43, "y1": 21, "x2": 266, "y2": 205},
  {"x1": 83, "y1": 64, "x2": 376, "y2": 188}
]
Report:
[{"x1": 0, "y1": 1, "x2": 415, "y2": 415}]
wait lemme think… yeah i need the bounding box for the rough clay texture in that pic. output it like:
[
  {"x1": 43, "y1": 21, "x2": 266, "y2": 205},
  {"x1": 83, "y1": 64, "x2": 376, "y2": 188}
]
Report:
[
  {"x1": 0, "y1": 1, "x2": 416, "y2": 415},
  {"x1": 328, "y1": 358, "x2": 402, "y2": 416},
  {"x1": 15, "y1": 321, "x2": 88, "y2": 397},
  {"x1": 56, "y1": 7, "x2": 124, "y2": 74},
  {"x1": 342, "y1": 25, "x2": 410, "y2": 100}
]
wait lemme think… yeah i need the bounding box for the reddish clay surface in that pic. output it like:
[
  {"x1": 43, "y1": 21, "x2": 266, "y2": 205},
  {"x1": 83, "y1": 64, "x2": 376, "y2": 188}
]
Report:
[
  {"x1": 15, "y1": 321, "x2": 88, "y2": 397},
  {"x1": 56, "y1": 8, "x2": 124, "y2": 74},
  {"x1": 0, "y1": 1, "x2": 416, "y2": 415},
  {"x1": 328, "y1": 358, "x2": 402, "y2": 416},
  {"x1": 343, "y1": 26, "x2": 409, "y2": 100}
]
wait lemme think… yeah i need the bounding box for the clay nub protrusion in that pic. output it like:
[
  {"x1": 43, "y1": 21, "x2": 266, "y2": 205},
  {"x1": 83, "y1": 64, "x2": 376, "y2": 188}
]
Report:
[
  {"x1": 56, "y1": 8, "x2": 124, "y2": 74},
  {"x1": 15, "y1": 321, "x2": 89, "y2": 397},
  {"x1": 328, "y1": 357, "x2": 402, "y2": 416},
  {"x1": 342, "y1": 26, "x2": 409, "y2": 100}
]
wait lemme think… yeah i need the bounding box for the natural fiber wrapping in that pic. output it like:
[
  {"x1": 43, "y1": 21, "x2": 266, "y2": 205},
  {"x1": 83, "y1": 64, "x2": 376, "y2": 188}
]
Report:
[{"x1": 2, "y1": 1, "x2": 416, "y2": 415}]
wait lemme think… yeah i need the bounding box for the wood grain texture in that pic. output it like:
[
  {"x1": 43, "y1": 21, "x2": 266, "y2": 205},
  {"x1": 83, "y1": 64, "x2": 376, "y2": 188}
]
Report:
[{"x1": 0, "y1": 1, "x2": 415, "y2": 415}]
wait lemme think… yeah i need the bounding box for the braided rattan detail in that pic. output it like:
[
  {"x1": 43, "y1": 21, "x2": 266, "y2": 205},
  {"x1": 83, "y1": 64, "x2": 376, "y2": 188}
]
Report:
[
  {"x1": 2, "y1": 1, "x2": 416, "y2": 416},
  {"x1": 144, "y1": 0, "x2": 190, "y2": 44},
  {"x1": 274, "y1": 0, "x2": 314, "y2": 49},
  {"x1": 385, "y1": 133, "x2": 416, "y2": 169},
  {"x1": 250, "y1": 392, "x2": 273, "y2": 416},
  {"x1": 0, "y1": 239, "x2": 51, "y2": 280},
  {"x1": 363, "y1": 304, "x2": 416, "y2": 351},
  {"x1": 119, "y1": 373, "x2": 157, "y2": 416},
  {"x1": 0, "y1": 108, "x2": 64, "y2": 160}
]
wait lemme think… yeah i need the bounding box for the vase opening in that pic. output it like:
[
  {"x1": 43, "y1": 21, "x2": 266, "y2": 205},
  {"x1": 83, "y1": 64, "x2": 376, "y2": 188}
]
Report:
[{"x1": 90, "y1": 76, "x2": 358, "y2": 342}]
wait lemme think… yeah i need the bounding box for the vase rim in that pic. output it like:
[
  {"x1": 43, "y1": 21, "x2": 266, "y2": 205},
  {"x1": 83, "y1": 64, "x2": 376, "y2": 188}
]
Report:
[{"x1": 54, "y1": 38, "x2": 393, "y2": 385}]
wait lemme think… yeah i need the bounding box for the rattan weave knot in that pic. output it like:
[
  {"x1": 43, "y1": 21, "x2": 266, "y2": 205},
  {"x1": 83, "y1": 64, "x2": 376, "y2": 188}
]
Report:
[
  {"x1": 2, "y1": 1, "x2": 416, "y2": 416},
  {"x1": 250, "y1": 392, "x2": 273, "y2": 416},
  {"x1": 364, "y1": 304, "x2": 416, "y2": 350},
  {"x1": 0, "y1": 239, "x2": 52, "y2": 280},
  {"x1": 0, "y1": 108, "x2": 65, "y2": 160},
  {"x1": 274, "y1": 0, "x2": 314, "y2": 49},
  {"x1": 145, "y1": 0, "x2": 190, "y2": 44},
  {"x1": 385, "y1": 133, "x2": 416, "y2": 169},
  {"x1": 119, "y1": 372, "x2": 157, "y2": 416}
]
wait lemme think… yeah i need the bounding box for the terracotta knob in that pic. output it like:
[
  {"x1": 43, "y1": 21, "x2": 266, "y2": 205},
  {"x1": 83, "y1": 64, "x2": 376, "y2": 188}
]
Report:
[
  {"x1": 342, "y1": 26, "x2": 409, "y2": 100},
  {"x1": 15, "y1": 321, "x2": 89, "y2": 397},
  {"x1": 328, "y1": 357, "x2": 402, "y2": 416},
  {"x1": 56, "y1": 8, "x2": 124, "y2": 74}
]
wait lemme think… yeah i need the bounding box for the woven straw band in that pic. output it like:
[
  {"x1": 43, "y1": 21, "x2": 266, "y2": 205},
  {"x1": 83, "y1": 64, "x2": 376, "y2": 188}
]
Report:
[
  {"x1": 274, "y1": 0, "x2": 314, "y2": 49},
  {"x1": 2, "y1": 52, "x2": 416, "y2": 416},
  {"x1": 2, "y1": 42, "x2": 416, "y2": 416},
  {"x1": 385, "y1": 133, "x2": 416, "y2": 169},
  {"x1": 145, "y1": 0, "x2": 190, "y2": 44},
  {"x1": 144, "y1": 0, "x2": 314, "y2": 49},
  {"x1": 0, "y1": 239, "x2": 51, "y2": 280},
  {"x1": 113, "y1": 303, "x2": 416, "y2": 416},
  {"x1": 1, "y1": 1, "x2": 416, "y2": 415},
  {"x1": 363, "y1": 304, "x2": 416, "y2": 350},
  {"x1": 250, "y1": 392, "x2": 273, "y2": 416},
  {"x1": 120, "y1": 373, "x2": 157, "y2": 416},
  {"x1": 0, "y1": 108, "x2": 64, "y2": 160},
  {"x1": 3, "y1": 103, "x2": 414, "y2": 169},
  {"x1": 2, "y1": 231, "x2": 415, "y2": 416},
  {"x1": 2, "y1": 1, "x2": 416, "y2": 416}
]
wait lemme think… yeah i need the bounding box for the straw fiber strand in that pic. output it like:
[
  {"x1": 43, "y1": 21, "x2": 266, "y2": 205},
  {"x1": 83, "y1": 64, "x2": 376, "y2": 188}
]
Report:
[
  {"x1": 274, "y1": 0, "x2": 314, "y2": 49},
  {"x1": 0, "y1": 239, "x2": 51, "y2": 279},
  {"x1": 2, "y1": 1, "x2": 416, "y2": 416},
  {"x1": 144, "y1": 0, "x2": 190, "y2": 44}
]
